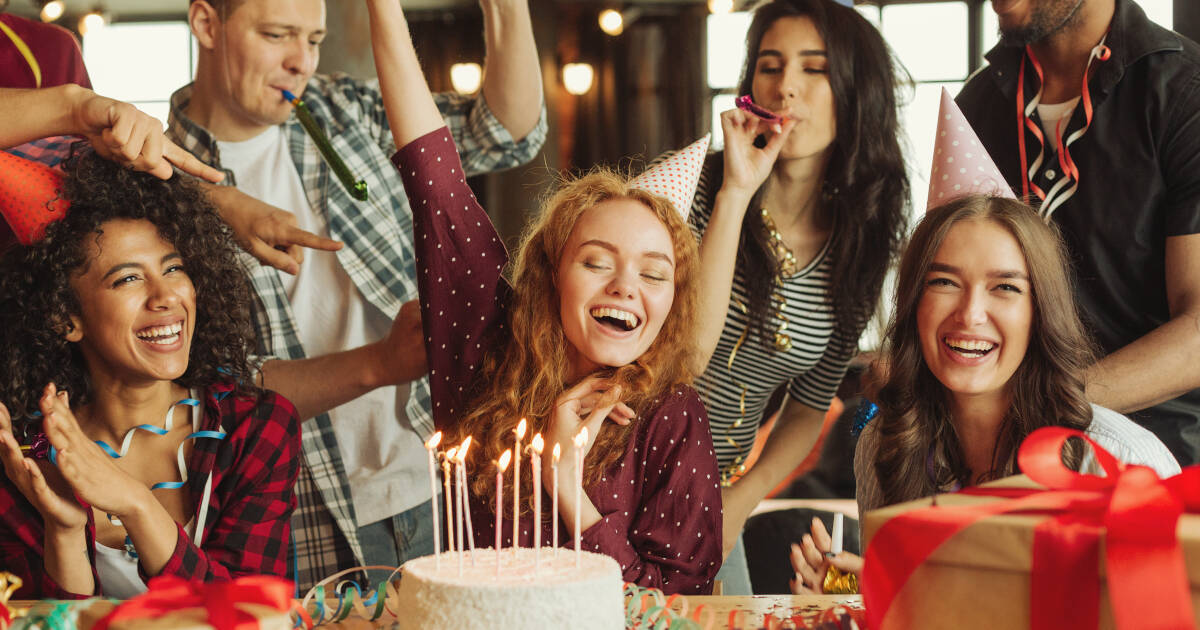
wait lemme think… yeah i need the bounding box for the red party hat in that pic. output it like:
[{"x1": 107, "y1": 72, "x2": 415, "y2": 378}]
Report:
[
  {"x1": 928, "y1": 88, "x2": 1016, "y2": 208},
  {"x1": 0, "y1": 150, "x2": 70, "y2": 245}
]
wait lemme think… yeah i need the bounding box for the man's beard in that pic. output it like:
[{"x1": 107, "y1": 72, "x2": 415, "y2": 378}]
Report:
[{"x1": 998, "y1": 0, "x2": 1086, "y2": 47}]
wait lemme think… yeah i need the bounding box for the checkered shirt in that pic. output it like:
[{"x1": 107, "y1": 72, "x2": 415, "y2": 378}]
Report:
[
  {"x1": 165, "y1": 74, "x2": 546, "y2": 590},
  {"x1": 0, "y1": 382, "x2": 300, "y2": 598}
]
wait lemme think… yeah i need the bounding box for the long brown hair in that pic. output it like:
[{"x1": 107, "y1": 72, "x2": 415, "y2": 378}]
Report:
[
  {"x1": 873, "y1": 196, "x2": 1094, "y2": 506},
  {"x1": 452, "y1": 170, "x2": 700, "y2": 514},
  {"x1": 732, "y1": 0, "x2": 910, "y2": 346}
]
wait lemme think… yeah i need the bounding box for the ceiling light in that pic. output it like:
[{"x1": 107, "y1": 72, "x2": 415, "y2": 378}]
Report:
[
  {"x1": 78, "y1": 10, "x2": 109, "y2": 36},
  {"x1": 562, "y1": 63, "x2": 594, "y2": 96},
  {"x1": 708, "y1": 0, "x2": 735, "y2": 14},
  {"x1": 40, "y1": 0, "x2": 65, "y2": 22},
  {"x1": 598, "y1": 10, "x2": 624, "y2": 36},
  {"x1": 449, "y1": 62, "x2": 482, "y2": 95}
]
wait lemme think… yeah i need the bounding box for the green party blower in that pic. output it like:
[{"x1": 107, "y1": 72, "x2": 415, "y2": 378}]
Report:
[{"x1": 282, "y1": 89, "x2": 369, "y2": 201}]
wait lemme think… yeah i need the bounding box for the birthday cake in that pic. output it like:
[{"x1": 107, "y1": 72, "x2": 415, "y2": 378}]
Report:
[{"x1": 394, "y1": 548, "x2": 624, "y2": 629}]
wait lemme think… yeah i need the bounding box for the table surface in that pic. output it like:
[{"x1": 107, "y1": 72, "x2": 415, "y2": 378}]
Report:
[{"x1": 13, "y1": 594, "x2": 865, "y2": 627}]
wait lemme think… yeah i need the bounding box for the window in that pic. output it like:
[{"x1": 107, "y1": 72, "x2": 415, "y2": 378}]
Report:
[
  {"x1": 706, "y1": 12, "x2": 753, "y2": 150},
  {"x1": 82, "y1": 22, "x2": 196, "y2": 127}
]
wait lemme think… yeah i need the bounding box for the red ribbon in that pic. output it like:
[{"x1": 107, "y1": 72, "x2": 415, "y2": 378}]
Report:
[
  {"x1": 863, "y1": 427, "x2": 1199, "y2": 630},
  {"x1": 92, "y1": 576, "x2": 311, "y2": 630}
]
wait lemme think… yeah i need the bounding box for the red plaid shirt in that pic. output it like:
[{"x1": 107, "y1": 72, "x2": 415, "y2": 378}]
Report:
[{"x1": 0, "y1": 381, "x2": 300, "y2": 598}]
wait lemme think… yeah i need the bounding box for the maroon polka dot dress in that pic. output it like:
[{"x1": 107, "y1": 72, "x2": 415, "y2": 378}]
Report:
[{"x1": 392, "y1": 128, "x2": 723, "y2": 595}]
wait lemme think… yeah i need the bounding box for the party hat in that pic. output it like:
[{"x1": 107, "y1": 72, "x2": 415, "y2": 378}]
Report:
[
  {"x1": 0, "y1": 150, "x2": 70, "y2": 245},
  {"x1": 632, "y1": 134, "x2": 710, "y2": 220},
  {"x1": 928, "y1": 88, "x2": 1015, "y2": 208}
]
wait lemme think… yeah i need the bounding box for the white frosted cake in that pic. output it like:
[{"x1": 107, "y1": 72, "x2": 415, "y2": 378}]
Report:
[{"x1": 394, "y1": 548, "x2": 624, "y2": 629}]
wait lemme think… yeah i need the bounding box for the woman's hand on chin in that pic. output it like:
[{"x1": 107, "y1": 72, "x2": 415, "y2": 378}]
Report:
[
  {"x1": 38, "y1": 384, "x2": 152, "y2": 520},
  {"x1": 0, "y1": 400, "x2": 88, "y2": 531},
  {"x1": 547, "y1": 375, "x2": 634, "y2": 462}
]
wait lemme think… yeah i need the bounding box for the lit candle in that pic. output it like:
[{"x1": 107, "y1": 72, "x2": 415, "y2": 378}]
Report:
[
  {"x1": 529, "y1": 433, "x2": 544, "y2": 571},
  {"x1": 551, "y1": 443, "x2": 561, "y2": 562},
  {"x1": 443, "y1": 447, "x2": 457, "y2": 558},
  {"x1": 454, "y1": 446, "x2": 464, "y2": 576},
  {"x1": 512, "y1": 418, "x2": 527, "y2": 554},
  {"x1": 573, "y1": 427, "x2": 588, "y2": 568},
  {"x1": 495, "y1": 449, "x2": 511, "y2": 579},
  {"x1": 457, "y1": 437, "x2": 476, "y2": 565},
  {"x1": 425, "y1": 432, "x2": 443, "y2": 569}
]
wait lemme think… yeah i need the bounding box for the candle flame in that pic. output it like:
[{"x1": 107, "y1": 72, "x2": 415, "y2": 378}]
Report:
[
  {"x1": 552, "y1": 443, "x2": 561, "y2": 462},
  {"x1": 498, "y1": 448, "x2": 512, "y2": 472},
  {"x1": 458, "y1": 436, "x2": 473, "y2": 461},
  {"x1": 515, "y1": 418, "x2": 527, "y2": 439},
  {"x1": 574, "y1": 427, "x2": 588, "y2": 447},
  {"x1": 531, "y1": 433, "x2": 544, "y2": 454},
  {"x1": 445, "y1": 446, "x2": 458, "y2": 461},
  {"x1": 426, "y1": 431, "x2": 443, "y2": 450}
]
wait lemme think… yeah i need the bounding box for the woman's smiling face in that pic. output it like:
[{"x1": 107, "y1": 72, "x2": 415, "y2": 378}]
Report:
[
  {"x1": 917, "y1": 218, "x2": 1034, "y2": 404},
  {"x1": 556, "y1": 198, "x2": 677, "y2": 379},
  {"x1": 66, "y1": 219, "x2": 197, "y2": 385}
]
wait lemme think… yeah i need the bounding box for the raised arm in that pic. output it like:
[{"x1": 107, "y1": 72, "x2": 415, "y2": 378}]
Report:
[
  {"x1": 366, "y1": 0, "x2": 444, "y2": 151},
  {"x1": 692, "y1": 110, "x2": 794, "y2": 372},
  {"x1": 478, "y1": 0, "x2": 543, "y2": 141}
]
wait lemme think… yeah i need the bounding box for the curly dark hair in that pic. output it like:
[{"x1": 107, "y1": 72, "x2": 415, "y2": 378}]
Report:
[
  {"x1": 0, "y1": 152, "x2": 255, "y2": 420},
  {"x1": 730, "y1": 0, "x2": 911, "y2": 346}
]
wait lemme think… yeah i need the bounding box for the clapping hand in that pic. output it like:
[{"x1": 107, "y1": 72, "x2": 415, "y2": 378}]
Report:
[
  {"x1": 37, "y1": 383, "x2": 151, "y2": 520},
  {"x1": 0, "y1": 399, "x2": 86, "y2": 531}
]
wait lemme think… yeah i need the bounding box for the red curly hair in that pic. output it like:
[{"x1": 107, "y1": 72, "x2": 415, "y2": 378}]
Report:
[{"x1": 451, "y1": 169, "x2": 700, "y2": 515}]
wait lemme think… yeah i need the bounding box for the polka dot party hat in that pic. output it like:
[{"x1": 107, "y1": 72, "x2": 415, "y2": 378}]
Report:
[
  {"x1": 928, "y1": 87, "x2": 1015, "y2": 208},
  {"x1": 631, "y1": 134, "x2": 711, "y2": 221},
  {"x1": 0, "y1": 150, "x2": 70, "y2": 246}
]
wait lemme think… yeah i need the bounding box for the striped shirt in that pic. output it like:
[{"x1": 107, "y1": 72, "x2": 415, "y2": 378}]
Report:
[{"x1": 683, "y1": 154, "x2": 859, "y2": 472}]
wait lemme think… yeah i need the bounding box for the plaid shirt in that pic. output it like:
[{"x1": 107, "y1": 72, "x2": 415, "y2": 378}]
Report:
[
  {"x1": 166, "y1": 74, "x2": 546, "y2": 589},
  {"x1": 0, "y1": 382, "x2": 300, "y2": 599}
]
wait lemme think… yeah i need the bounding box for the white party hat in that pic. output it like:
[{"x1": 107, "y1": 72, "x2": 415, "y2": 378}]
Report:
[
  {"x1": 928, "y1": 88, "x2": 1016, "y2": 208},
  {"x1": 632, "y1": 134, "x2": 710, "y2": 220}
]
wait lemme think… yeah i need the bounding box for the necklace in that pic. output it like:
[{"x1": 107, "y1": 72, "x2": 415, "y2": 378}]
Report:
[
  {"x1": 718, "y1": 209, "x2": 800, "y2": 485},
  {"x1": 760, "y1": 208, "x2": 795, "y2": 352}
]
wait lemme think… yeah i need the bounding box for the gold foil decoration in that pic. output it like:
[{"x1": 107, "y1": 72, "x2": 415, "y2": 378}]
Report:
[{"x1": 822, "y1": 565, "x2": 858, "y2": 595}]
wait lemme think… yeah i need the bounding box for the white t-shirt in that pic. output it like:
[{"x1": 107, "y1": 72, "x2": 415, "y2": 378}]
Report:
[
  {"x1": 217, "y1": 126, "x2": 430, "y2": 526},
  {"x1": 1036, "y1": 97, "x2": 1081, "y2": 143}
]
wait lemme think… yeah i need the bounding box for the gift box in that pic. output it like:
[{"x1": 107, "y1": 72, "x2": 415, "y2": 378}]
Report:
[{"x1": 860, "y1": 428, "x2": 1200, "y2": 630}]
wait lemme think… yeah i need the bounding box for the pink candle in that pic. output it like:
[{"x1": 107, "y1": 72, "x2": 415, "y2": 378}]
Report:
[
  {"x1": 495, "y1": 449, "x2": 511, "y2": 579},
  {"x1": 530, "y1": 433, "x2": 544, "y2": 571},
  {"x1": 512, "y1": 418, "x2": 527, "y2": 553},
  {"x1": 457, "y1": 437, "x2": 476, "y2": 565},
  {"x1": 551, "y1": 443, "x2": 561, "y2": 562},
  {"x1": 443, "y1": 447, "x2": 457, "y2": 557},
  {"x1": 574, "y1": 427, "x2": 588, "y2": 568},
  {"x1": 425, "y1": 432, "x2": 443, "y2": 569},
  {"x1": 455, "y1": 448, "x2": 464, "y2": 577}
]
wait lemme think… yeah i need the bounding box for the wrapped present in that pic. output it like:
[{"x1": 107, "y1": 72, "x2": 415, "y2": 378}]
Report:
[
  {"x1": 861, "y1": 427, "x2": 1200, "y2": 630},
  {"x1": 81, "y1": 576, "x2": 307, "y2": 630}
]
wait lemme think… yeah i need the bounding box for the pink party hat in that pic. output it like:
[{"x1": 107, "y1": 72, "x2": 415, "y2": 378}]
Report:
[
  {"x1": 928, "y1": 88, "x2": 1015, "y2": 207},
  {"x1": 632, "y1": 134, "x2": 711, "y2": 220}
]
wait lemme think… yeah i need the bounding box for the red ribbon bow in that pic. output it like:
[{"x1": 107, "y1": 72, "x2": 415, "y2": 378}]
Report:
[
  {"x1": 92, "y1": 576, "x2": 310, "y2": 630},
  {"x1": 863, "y1": 427, "x2": 1200, "y2": 630}
]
